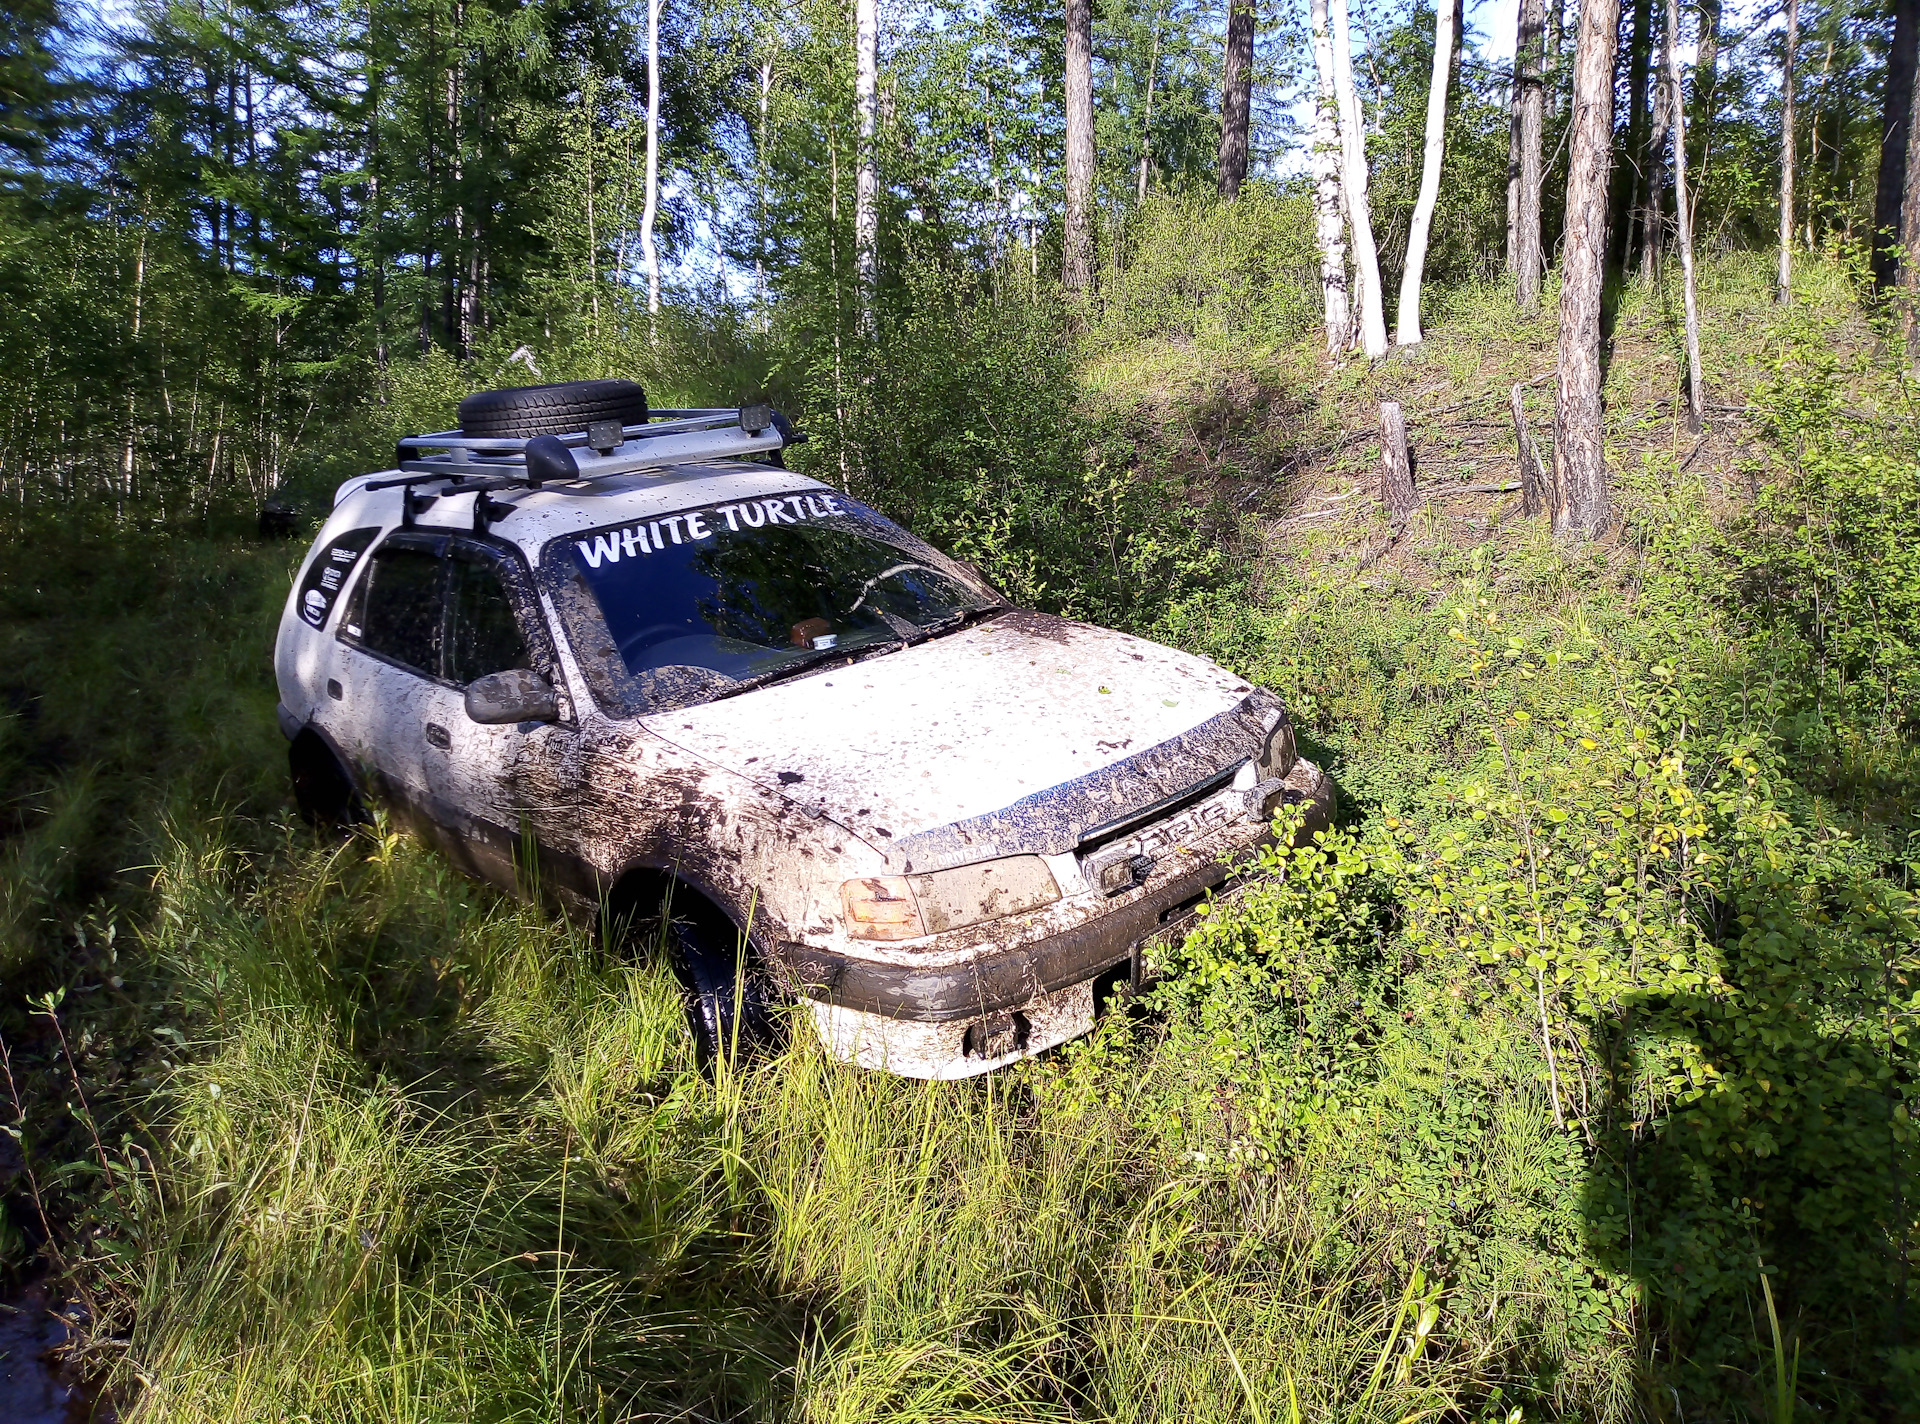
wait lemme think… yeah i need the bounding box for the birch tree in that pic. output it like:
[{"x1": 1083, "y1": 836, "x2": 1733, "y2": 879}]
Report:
[
  {"x1": 1902, "y1": 29, "x2": 1920, "y2": 361},
  {"x1": 1310, "y1": 0, "x2": 1351, "y2": 352},
  {"x1": 1394, "y1": 0, "x2": 1455, "y2": 346},
  {"x1": 855, "y1": 0, "x2": 878, "y2": 328},
  {"x1": 1514, "y1": 0, "x2": 1546, "y2": 313},
  {"x1": 1062, "y1": 0, "x2": 1095, "y2": 292},
  {"x1": 1554, "y1": 0, "x2": 1621, "y2": 538},
  {"x1": 1329, "y1": 0, "x2": 1386, "y2": 357},
  {"x1": 1777, "y1": 0, "x2": 1798, "y2": 303},
  {"x1": 640, "y1": 0, "x2": 662, "y2": 320},
  {"x1": 1666, "y1": 0, "x2": 1704, "y2": 428}
]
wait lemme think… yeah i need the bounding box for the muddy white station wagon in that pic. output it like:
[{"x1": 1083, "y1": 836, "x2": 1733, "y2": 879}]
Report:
[{"x1": 274, "y1": 379, "x2": 1332, "y2": 1077}]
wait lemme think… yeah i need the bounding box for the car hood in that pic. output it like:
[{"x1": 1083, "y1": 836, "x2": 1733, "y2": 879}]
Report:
[{"x1": 638, "y1": 609, "x2": 1277, "y2": 872}]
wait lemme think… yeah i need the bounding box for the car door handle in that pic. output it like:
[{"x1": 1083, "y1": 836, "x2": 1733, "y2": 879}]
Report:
[{"x1": 424, "y1": 722, "x2": 451, "y2": 750}]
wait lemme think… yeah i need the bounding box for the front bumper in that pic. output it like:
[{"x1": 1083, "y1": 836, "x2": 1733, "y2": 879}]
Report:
[{"x1": 785, "y1": 756, "x2": 1333, "y2": 1076}]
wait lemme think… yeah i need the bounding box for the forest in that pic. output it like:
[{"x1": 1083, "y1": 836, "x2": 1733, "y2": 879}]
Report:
[{"x1": 0, "y1": 0, "x2": 1917, "y2": 1414}]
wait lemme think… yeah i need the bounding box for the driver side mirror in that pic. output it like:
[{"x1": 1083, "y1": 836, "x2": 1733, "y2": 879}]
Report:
[{"x1": 465, "y1": 668, "x2": 559, "y2": 725}]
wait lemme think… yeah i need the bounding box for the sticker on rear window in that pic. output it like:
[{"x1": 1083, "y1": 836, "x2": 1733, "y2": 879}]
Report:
[
  {"x1": 297, "y1": 527, "x2": 380, "y2": 628},
  {"x1": 574, "y1": 492, "x2": 848, "y2": 568}
]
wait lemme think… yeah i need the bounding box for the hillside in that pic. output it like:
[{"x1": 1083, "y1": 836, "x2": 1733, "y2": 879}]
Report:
[{"x1": 0, "y1": 247, "x2": 1913, "y2": 1422}]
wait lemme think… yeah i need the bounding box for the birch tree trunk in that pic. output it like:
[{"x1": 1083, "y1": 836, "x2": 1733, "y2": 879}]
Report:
[
  {"x1": 1217, "y1": 0, "x2": 1253, "y2": 198},
  {"x1": 855, "y1": 0, "x2": 878, "y2": 328},
  {"x1": 1137, "y1": 7, "x2": 1160, "y2": 202},
  {"x1": 1777, "y1": 0, "x2": 1798, "y2": 304},
  {"x1": 640, "y1": 0, "x2": 662, "y2": 321},
  {"x1": 1505, "y1": 81, "x2": 1521, "y2": 274},
  {"x1": 1329, "y1": 0, "x2": 1386, "y2": 357},
  {"x1": 1062, "y1": 0, "x2": 1096, "y2": 293},
  {"x1": 1515, "y1": 0, "x2": 1546, "y2": 312},
  {"x1": 1394, "y1": 0, "x2": 1455, "y2": 346},
  {"x1": 1553, "y1": 0, "x2": 1620, "y2": 539},
  {"x1": 1665, "y1": 0, "x2": 1704, "y2": 429},
  {"x1": 756, "y1": 54, "x2": 772, "y2": 329},
  {"x1": 1902, "y1": 32, "x2": 1920, "y2": 362},
  {"x1": 1310, "y1": 0, "x2": 1351, "y2": 353}
]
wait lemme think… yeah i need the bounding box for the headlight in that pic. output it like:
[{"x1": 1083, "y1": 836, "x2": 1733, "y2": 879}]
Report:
[
  {"x1": 840, "y1": 876, "x2": 924, "y2": 940},
  {"x1": 839, "y1": 856, "x2": 1061, "y2": 941}
]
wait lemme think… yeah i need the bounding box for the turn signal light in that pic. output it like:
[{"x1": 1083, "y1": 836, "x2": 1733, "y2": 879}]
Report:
[{"x1": 839, "y1": 876, "x2": 925, "y2": 941}]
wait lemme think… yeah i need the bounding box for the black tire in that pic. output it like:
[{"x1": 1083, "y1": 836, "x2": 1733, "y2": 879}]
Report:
[
  {"x1": 289, "y1": 733, "x2": 365, "y2": 829},
  {"x1": 667, "y1": 909, "x2": 782, "y2": 1067},
  {"x1": 457, "y1": 380, "x2": 648, "y2": 440}
]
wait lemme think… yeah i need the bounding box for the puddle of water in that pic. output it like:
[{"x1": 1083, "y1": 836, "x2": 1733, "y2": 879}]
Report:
[{"x1": 0, "y1": 1285, "x2": 111, "y2": 1423}]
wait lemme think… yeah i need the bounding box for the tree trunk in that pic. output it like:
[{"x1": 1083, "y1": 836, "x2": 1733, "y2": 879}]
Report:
[
  {"x1": 1513, "y1": 384, "x2": 1548, "y2": 514},
  {"x1": 1506, "y1": 95, "x2": 1522, "y2": 275},
  {"x1": 1641, "y1": 2, "x2": 1669, "y2": 280},
  {"x1": 445, "y1": 1, "x2": 464, "y2": 360},
  {"x1": 1665, "y1": 0, "x2": 1704, "y2": 430},
  {"x1": 1395, "y1": 0, "x2": 1455, "y2": 346},
  {"x1": 1329, "y1": 0, "x2": 1387, "y2": 356},
  {"x1": 641, "y1": 0, "x2": 662, "y2": 320},
  {"x1": 1777, "y1": 0, "x2": 1798, "y2": 304},
  {"x1": 1062, "y1": 0, "x2": 1096, "y2": 293},
  {"x1": 1138, "y1": 7, "x2": 1161, "y2": 202},
  {"x1": 1547, "y1": 0, "x2": 1565, "y2": 117},
  {"x1": 1515, "y1": 0, "x2": 1546, "y2": 312},
  {"x1": 1379, "y1": 401, "x2": 1415, "y2": 523},
  {"x1": 1217, "y1": 0, "x2": 1253, "y2": 197},
  {"x1": 756, "y1": 55, "x2": 773, "y2": 328},
  {"x1": 1875, "y1": 0, "x2": 1919, "y2": 292},
  {"x1": 855, "y1": 0, "x2": 879, "y2": 328},
  {"x1": 1553, "y1": 0, "x2": 1620, "y2": 539},
  {"x1": 1310, "y1": 0, "x2": 1351, "y2": 353},
  {"x1": 1902, "y1": 27, "x2": 1920, "y2": 362}
]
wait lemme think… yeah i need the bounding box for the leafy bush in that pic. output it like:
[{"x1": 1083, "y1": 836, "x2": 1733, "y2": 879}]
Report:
[
  {"x1": 1095, "y1": 184, "x2": 1319, "y2": 351},
  {"x1": 789, "y1": 259, "x2": 1238, "y2": 634}
]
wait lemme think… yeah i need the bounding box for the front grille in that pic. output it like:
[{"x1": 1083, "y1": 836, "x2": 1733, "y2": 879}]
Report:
[{"x1": 1074, "y1": 760, "x2": 1245, "y2": 858}]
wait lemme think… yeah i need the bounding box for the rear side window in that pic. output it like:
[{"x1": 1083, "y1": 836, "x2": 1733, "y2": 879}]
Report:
[
  {"x1": 445, "y1": 552, "x2": 529, "y2": 685},
  {"x1": 356, "y1": 547, "x2": 441, "y2": 675},
  {"x1": 345, "y1": 537, "x2": 544, "y2": 687}
]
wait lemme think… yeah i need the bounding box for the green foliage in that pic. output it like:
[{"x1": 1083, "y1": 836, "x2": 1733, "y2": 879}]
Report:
[
  {"x1": 791, "y1": 259, "x2": 1238, "y2": 633},
  {"x1": 1096, "y1": 184, "x2": 1319, "y2": 350},
  {"x1": 1727, "y1": 333, "x2": 1920, "y2": 739}
]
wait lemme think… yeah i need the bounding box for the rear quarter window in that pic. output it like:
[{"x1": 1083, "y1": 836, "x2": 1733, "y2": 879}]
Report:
[{"x1": 295, "y1": 527, "x2": 380, "y2": 630}]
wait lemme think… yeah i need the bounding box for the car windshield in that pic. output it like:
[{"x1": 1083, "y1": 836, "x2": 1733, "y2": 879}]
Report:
[{"x1": 546, "y1": 489, "x2": 1000, "y2": 716}]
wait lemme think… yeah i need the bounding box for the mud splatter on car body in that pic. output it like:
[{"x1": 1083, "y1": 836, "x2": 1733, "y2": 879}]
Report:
[{"x1": 274, "y1": 455, "x2": 1331, "y2": 1078}]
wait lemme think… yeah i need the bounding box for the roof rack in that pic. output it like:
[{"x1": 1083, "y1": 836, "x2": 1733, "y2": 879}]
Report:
[{"x1": 364, "y1": 405, "x2": 806, "y2": 530}]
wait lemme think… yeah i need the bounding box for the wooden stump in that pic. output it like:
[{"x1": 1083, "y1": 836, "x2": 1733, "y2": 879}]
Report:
[
  {"x1": 1512, "y1": 382, "x2": 1550, "y2": 516},
  {"x1": 1378, "y1": 400, "x2": 1416, "y2": 525}
]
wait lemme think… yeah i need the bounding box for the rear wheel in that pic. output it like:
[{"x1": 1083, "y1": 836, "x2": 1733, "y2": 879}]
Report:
[{"x1": 289, "y1": 732, "x2": 365, "y2": 829}]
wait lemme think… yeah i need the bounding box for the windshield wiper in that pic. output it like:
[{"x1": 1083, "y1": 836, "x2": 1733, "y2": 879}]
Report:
[
  {"x1": 907, "y1": 603, "x2": 1010, "y2": 645},
  {"x1": 706, "y1": 646, "x2": 854, "y2": 702}
]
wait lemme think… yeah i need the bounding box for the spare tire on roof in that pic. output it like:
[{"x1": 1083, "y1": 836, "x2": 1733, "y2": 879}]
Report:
[{"x1": 458, "y1": 379, "x2": 648, "y2": 439}]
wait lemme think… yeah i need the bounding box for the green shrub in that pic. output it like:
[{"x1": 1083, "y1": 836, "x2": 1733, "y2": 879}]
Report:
[
  {"x1": 1095, "y1": 185, "x2": 1319, "y2": 351},
  {"x1": 790, "y1": 259, "x2": 1238, "y2": 635}
]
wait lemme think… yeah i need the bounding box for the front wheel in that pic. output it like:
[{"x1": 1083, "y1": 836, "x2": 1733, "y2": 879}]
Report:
[{"x1": 667, "y1": 910, "x2": 783, "y2": 1066}]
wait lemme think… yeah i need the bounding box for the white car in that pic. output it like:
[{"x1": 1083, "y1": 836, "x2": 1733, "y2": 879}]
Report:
[{"x1": 273, "y1": 380, "x2": 1333, "y2": 1078}]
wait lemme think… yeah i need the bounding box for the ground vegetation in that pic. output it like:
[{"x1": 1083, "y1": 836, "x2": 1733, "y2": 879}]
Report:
[{"x1": 2, "y1": 0, "x2": 1918, "y2": 1418}]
